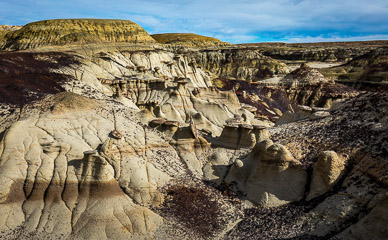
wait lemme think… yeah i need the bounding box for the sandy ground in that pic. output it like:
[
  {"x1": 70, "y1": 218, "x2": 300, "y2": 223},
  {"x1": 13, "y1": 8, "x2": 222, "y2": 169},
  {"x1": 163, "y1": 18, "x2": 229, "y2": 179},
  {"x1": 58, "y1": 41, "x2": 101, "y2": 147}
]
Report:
[
  {"x1": 286, "y1": 62, "x2": 344, "y2": 71},
  {"x1": 307, "y1": 62, "x2": 344, "y2": 68},
  {"x1": 259, "y1": 76, "x2": 282, "y2": 85}
]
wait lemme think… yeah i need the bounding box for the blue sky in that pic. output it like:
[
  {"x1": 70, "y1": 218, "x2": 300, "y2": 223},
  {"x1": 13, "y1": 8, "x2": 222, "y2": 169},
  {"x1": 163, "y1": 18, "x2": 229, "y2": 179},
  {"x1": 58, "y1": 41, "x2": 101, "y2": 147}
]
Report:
[{"x1": 1, "y1": 0, "x2": 387, "y2": 43}]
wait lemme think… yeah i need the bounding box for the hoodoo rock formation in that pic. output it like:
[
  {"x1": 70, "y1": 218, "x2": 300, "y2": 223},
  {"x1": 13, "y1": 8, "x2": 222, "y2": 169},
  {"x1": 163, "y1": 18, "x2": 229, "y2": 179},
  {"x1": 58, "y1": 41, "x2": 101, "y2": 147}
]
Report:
[{"x1": 0, "y1": 19, "x2": 387, "y2": 239}]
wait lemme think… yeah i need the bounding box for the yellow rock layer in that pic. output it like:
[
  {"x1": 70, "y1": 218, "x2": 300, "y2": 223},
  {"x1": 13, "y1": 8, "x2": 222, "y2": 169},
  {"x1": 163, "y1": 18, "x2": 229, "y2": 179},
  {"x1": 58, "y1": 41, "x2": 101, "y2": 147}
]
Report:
[
  {"x1": 151, "y1": 33, "x2": 231, "y2": 48},
  {"x1": 0, "y1": 19, "x2": 155, "y2": 50}
]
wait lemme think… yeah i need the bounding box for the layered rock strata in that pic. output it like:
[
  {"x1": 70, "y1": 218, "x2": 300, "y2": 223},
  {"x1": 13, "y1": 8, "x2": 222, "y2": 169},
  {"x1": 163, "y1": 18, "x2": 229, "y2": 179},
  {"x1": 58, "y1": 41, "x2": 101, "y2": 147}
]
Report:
[
  {"x1": 0, "y1": 19, "x2": 155, "y2": 50},
  {"x1": 191, "y1": 48, "x2": 289, "y2": 81},
  {"x1": 225, "y1": 139, "x2": 307, "y2": 207}
]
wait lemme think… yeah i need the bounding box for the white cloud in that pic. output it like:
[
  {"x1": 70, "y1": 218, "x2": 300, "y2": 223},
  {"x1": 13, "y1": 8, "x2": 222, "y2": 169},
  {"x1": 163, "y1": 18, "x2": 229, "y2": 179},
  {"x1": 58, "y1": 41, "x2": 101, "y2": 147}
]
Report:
[
  {"x1": 1, "y1": 0, "x2": 387, "y2": 43},
  {"x1": 285, "y1": 34, "x2": 388, "y2": 43}
]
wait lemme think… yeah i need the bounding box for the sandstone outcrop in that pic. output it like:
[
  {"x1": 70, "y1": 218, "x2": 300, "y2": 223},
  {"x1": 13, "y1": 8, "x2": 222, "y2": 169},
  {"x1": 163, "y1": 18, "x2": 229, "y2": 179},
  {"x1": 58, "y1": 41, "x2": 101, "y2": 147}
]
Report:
[
  {"x1": 307, "y1": 151, "x2": 346, "y2": 200},
  {"x1": 320, "y1": 47, "x2": 388, "y2": 89},
  {"x1": 191, "y1": 48, "x2": 289, "y2": 82},
  {"x1": 240, "y1": 41, "x2": 387, "y2": 62},
  {"x1": 60, "y1": 47, "x2": 270, "y2": 139},
  {"x1": 0, "y1": 19, "x2": 155, "y2": 50},
  {"x1": 225, "y1": 139, "x2": 307, "y2": 206},
  {"x1": 216, "y1": 123, "x2": 270, "y2": 149},
  {"x1": 279, "y1": 63, "x2": 332, "y2": 87},
  {"x1": 203, "y1": 152, "x2": 231, "y2": 185},
  {"x1": 276, "y1": 104, "x2": 332, "y2": 125},
  {"x1": 0, "y1": 25, "x2": 22, "y2": 32},
  {"x1": 0, "y1": 25, "x2": 22, "y2": 39},
  {"x1": 222, "y1": 91, "x2": 387, "y2": 239},
  {"x1": 0, "y1": 93, "x2": 183, "y2": 238},
  {"x1": 212, "y1": 78, "x2": 296, "y2": 122},
  {"x1": 276, "y1": 63, "x2": 359, "y2": 108},
  {"x1": 286, "y1": 82, "x2": 360, "y2": 107}
]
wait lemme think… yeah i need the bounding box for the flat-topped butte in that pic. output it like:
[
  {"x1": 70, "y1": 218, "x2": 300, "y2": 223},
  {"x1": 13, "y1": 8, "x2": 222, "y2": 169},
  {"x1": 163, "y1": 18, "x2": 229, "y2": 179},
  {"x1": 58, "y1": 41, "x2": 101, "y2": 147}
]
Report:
[
  {"x1": 0, "y1": 19, "x2": 156, "y2": 50},
  {"x1": 151, "y1": 33, "x2": 231, "y2": 48}
]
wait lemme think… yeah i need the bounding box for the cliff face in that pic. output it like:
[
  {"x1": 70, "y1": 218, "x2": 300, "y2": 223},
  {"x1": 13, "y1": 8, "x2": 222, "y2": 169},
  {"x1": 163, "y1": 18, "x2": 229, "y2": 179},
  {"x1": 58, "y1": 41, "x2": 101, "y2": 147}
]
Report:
[
  {"x1": 260, "y1": 47, "x2": 373, "y2": 62},
  {"x1": 320, "y1": 47, "x2": 388, "y2": 89},
  {"x1": 0, "y1": 19, "x2": 155, "y2": 50},
  {"x1": 151, "y1": 33, "x2": 231, "y2": 48},
  {"x1": 240, "y1": 41, "x2": 388, "y2": 62},
  {"x1": 192, "y1": 49, "x2": 289, "y2": 81},
  {"x1": 278, "y1": 64, "x2": 359, "y2": 107}
]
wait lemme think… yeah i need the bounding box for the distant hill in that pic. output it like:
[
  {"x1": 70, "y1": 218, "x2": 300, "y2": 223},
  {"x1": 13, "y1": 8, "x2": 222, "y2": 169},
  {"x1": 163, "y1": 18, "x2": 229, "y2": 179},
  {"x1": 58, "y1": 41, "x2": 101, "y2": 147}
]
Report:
[
  {"x1": 151, "y1": 33, "x2": 231, "y2": 48},
  {"x1": 238, "y1": 40, "x2": 388, "y2": 62},
  {"x1": 0, "y1": 19, "x2": 155, "y2": 50}
]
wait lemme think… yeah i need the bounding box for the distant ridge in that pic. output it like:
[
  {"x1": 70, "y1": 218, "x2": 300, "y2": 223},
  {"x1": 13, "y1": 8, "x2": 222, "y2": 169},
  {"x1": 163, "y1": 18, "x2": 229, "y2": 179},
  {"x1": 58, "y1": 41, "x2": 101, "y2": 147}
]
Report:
[
  {"x1": 238, "y1": 40, "x2": 388, "y2": 47},
  {"x1": 151, "y1": 33, "x2": 231, "y2": 47},
  {"x1": 0, "y1": 19, "x2": 155, "y2": 50}
]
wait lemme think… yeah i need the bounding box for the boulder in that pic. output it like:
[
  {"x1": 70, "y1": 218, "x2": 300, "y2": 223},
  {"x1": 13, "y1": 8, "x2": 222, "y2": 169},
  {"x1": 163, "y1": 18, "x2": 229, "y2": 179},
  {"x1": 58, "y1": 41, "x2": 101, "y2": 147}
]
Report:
[
  {"x1": 225, "y1": 140, "x2": 307, "y2": 206},
  {"x1": 307, "y1": 151, "x2": 346, "y2": 200}
]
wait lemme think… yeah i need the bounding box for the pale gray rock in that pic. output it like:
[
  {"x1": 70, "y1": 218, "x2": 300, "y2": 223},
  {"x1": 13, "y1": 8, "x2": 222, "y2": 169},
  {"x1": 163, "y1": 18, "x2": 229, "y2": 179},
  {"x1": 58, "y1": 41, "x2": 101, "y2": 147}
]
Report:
[{"x1": 225, "y1": 140, "x2": 307, "y2": 206}]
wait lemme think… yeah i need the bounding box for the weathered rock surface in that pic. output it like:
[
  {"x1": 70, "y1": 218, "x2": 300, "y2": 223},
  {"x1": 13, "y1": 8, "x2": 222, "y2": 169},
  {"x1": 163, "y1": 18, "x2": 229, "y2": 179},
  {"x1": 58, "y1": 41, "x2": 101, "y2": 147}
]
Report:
[
  {"x1": 216, "y1": 123, "x2": 270, "y2": 149},
  {"x1": 221, "y1": 91, "x2": 387, "y2": 240},
  {"x1": 276, "y1": 63, "x2": 360, "y2": 107},
  {"x1": 240, "y1": 41, "x2": 387, "y2": 62},
  {"x1": 320, "y1": 47, "x2": 388, "y2": 89},
  {"x1": 279, "y1": 63, "x2": 332, "y2": 87},
  {"x1": 212, "y1": 78, "x2": 296, "y2": 122},
  {"x1": 0, "y1": 25, "x2": 22, "y2": 32},
  {"x1": 0, "y1": 19, "x2": 155, "y2": 50},
  {"x1": 0, "y1": 93, "x2": 183, "y2": 239},
  {"x1": 0, "y1": 25, "x2": 22, "y2": 39},
  {"x1": 225, "y1": 140, "x2": 307, "y2": 207},
  {"x1": 307, "y1": 151, "x2": 346, "y2": 200},
  {"x1": 337, "y1": 193, "x2": 388, "y2": 240},
  {"x1": 191, "y1": 48, "x2": 289, "y2": 81}
]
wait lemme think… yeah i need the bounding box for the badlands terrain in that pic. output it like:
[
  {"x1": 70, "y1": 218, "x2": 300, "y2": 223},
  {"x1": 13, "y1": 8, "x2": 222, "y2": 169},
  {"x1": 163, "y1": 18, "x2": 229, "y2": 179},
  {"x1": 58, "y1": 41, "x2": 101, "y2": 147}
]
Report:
[{"x1": 0, "y1": 19, "x2": 387, "y2": 239}]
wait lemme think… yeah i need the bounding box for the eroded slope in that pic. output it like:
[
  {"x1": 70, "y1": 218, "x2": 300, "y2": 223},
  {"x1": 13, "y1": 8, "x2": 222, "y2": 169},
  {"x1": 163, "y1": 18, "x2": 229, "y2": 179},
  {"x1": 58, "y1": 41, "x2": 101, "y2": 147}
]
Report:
[{"x1": 0, "y1": 19, "x2": 155, "y2": 50}]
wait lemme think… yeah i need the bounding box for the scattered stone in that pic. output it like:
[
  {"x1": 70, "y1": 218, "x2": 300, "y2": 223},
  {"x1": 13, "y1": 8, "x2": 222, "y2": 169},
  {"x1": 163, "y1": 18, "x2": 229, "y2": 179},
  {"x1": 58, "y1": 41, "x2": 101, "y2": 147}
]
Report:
[
  {"x1": 309, "y1": 111, "x2": 330, "y2": 120},
  {"x1": 110, "y1": 130, "x2": 123, "y2": 139}
]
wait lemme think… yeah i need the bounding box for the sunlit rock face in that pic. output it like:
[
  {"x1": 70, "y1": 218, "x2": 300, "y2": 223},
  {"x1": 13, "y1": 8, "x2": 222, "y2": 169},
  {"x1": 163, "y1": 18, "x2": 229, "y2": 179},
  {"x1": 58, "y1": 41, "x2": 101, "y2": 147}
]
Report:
[
  {"x1": 0, "y1": 19, "x2": 155, "y2": 50},
  {"x1": 0, "y1": 93, "x2": 171, "y2": 239},
  {"x1": 191, "y1": 48, "x2": 289, "y2": 82},
  {"x1": 225, "y1": 140, "x2": 307, "y2": 207}
]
